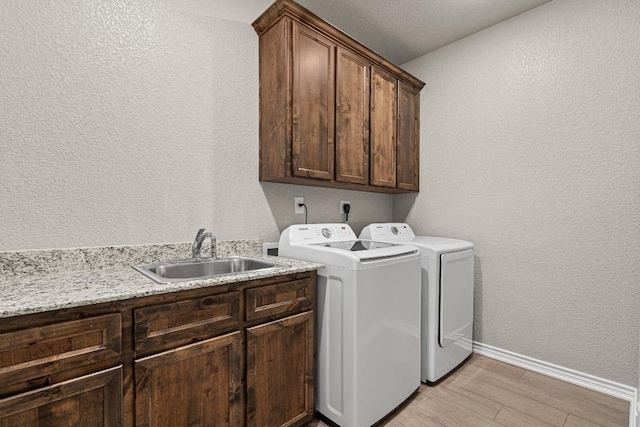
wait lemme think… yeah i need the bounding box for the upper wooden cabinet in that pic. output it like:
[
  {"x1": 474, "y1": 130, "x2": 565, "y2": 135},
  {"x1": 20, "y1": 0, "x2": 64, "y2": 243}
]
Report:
[
  {"x1": 336, "y1": 47, "x2": 370, "y2": 185},
  {"x1": 397, "y1": 82, "x2": 421, "y2": 191},
  {"x1": 292, "y1": 22, "x2": 336, "y2": 180},
  {"x1": 253, "y1": 0, "x2": 425, "y2": 194},
  {"x1": 370, "y1": 66, "x2": 398, "y2": 188}
]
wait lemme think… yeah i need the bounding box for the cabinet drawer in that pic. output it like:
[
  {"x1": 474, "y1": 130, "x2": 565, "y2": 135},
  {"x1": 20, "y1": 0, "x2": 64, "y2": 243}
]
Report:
[
  {"x1": 246, "y1": 278, "x2": 314, "y2": 322},
  {"x1": 0, "y1": 314, "x2": 121, "y2": 388},
  {"x1": 0, "y1": 365, "x2": 122, "y2": 426},
  {"x1": 134, "y1": 291, "x2": 240, "y2": 355}
]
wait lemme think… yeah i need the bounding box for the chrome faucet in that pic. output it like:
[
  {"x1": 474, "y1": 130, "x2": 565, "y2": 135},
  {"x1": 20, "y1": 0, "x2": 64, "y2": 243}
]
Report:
[{"x1": 192, "y1": 228, "x2": 217, "y2": 259}]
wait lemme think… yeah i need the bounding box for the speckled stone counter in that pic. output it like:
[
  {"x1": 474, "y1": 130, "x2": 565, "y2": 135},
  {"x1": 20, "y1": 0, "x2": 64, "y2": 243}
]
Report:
[{"x1": 0, "y1": 240, "x2": 323, "y2": 319}]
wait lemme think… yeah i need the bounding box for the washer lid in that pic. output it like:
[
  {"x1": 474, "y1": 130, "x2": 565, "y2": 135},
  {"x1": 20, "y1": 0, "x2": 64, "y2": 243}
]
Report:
[
  {"x1": 312, "y1": 240, "x2": 396, "y2": 251},
  {"x1": 311, "y1": 240, "x2": 419, "y2": 261},
  {"x1": 410, "y1": 236, "x2": 473, "y2": 256},
  {"x1": 359, "y1": 224, "x2": 473, "y2": 255}
]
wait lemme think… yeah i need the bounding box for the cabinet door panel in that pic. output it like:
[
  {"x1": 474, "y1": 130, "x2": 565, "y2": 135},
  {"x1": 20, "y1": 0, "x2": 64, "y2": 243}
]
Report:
[
  {"x1": 246, "y1": 311, "x2": 314, "y2": 427},
  {"x1": 336, "y1": 47, "x2": 370, "y2": 184},
  {"x1": 259, "y1": 17, "x2": 292, "y2": 181},
  {"x1": 135, "y1": 332, "x2": 243, "y2": 427},
  {"x1": 370, "y1": 67, "x2": 397, "y2": 187},
  {"x1": 397, "y1": 82, "x2": 420, "y2": 191},
  {"x1": 292, "y1": 22, "x2": 335, "y2": 180},
  {"x1": 0, "y1": 366, "x2": 122, "y2": 427}
]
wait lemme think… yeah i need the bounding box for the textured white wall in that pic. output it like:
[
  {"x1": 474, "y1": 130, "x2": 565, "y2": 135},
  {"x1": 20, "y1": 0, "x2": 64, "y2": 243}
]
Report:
[
  {"x1": 0, "y1": 1, "x2": 392, "y2": 251},
  {"x1": 397, "y1": 0, "x2": 640, "y2": 386}
]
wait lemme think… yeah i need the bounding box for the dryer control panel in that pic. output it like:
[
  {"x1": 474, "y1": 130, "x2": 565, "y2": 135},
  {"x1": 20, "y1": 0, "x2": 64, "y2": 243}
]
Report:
[
  {"x1": 360, "y1": 223, "x2": 416, "y2": 241},
  {"x1": 285, "y1": 223, "x2": 357, "y2": 246}
]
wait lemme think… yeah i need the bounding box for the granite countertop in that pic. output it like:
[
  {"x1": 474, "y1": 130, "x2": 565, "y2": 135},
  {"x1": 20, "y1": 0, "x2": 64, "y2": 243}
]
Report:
[{"x1": 0, "y1": 240, "x2": 324, "y2": 319}]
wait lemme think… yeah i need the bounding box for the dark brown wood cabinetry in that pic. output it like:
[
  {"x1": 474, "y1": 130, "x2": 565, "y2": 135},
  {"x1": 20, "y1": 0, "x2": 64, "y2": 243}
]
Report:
[
  {"x1": 292, "y1": 22, "x2": 336, "y2": 180},
  {"x1": 397, "y1": 82, "x2": 421, "y2": 191},
  {"x1": 247, "y1": 311, "x2": 314, "y2": 427},
  {"x1": 0, "y1": 271, "x2": 317, "y2": 427},
  {"x1": 133, "y1": 291, "x2": 241, "y2": 357},
  {"x1": 135, "y1": 332, "x2": 244, "y2": 427},
  {"x1": 254, "y1": 0, "x2": 425, "y2": 194},
  {"x1": 335, "y1": 47, "x2": 370, "y2": 185},
  {"x1": 0, "y1": 314, "x2": 123, "y2": 426},
  {"x1": 0, "y1": 367, "x2": 123, "y2": 427},
  {"x1": 370, "y1": 66, "x2": 398, "y2": 188}
]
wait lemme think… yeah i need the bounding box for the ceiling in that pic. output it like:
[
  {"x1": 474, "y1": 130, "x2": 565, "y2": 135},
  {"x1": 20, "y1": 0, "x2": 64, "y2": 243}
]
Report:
[{"x1": 172, "y1": 0, "x2": 554, "y2": 64}]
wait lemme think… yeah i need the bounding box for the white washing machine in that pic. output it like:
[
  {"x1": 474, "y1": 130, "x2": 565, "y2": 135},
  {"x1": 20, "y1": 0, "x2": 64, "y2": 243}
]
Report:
[
  {"x1": 279, "y1": 224, "x2": 421, "y2": 427},
  {"x1": 360, "y1": 223, "x2": 474, "y2": 384}
]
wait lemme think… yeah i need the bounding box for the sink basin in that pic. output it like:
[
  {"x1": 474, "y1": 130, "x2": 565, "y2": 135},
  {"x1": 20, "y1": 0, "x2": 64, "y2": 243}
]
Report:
[{"x1": 133, "y1": 256, "x2": 283, "y2": 284}]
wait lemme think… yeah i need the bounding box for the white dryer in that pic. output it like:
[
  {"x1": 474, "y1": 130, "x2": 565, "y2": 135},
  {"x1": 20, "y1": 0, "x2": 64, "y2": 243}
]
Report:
[
  {"x1": 279, "y1": 224, "x2": 421, "y2": 427},
  {"x1": 360, "y1": 223, "x2": 474, "y2": 384}
]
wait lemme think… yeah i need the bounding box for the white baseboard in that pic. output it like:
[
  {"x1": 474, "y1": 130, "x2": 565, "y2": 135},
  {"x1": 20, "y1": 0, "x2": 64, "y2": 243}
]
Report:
[{"x1": 473, "y1": 341, "x2": 638, "y2": 427}]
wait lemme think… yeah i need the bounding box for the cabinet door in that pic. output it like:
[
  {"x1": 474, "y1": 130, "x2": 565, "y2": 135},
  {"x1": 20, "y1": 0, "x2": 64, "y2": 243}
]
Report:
[
  {"x1": 0, "y1": 366, "x2": 122, "y2": 427},
  {"x1": 292, "y1": 22, "x2": 336, "y2": 180},
  {"x1": 397, "y1": 82, "x2": 420, "y2": 191},
  {"x1": 259, "y1": 17, "x2": 292, "y2": 182},
  {"x1": 246, "y1": 311, "x2": 314, "y2": 427},
  {"x1": 135, "y1": 331, "x2": 243, "y2": 427},
  {"x1": 335, "y1": 47, "x2": 370, "y2": 184},
  {"x1": 370, "y1": 66, "x2": 398, "y2": 187}
]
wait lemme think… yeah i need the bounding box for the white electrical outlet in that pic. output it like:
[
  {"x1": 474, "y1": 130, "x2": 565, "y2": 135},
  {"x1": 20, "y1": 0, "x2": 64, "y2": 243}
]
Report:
[
  {"x1": 295, "y1": 197, "x2": 305, "y2": 214},
  {"x1": 340, "y1": 200, "x2": 351, "y2": 214}
]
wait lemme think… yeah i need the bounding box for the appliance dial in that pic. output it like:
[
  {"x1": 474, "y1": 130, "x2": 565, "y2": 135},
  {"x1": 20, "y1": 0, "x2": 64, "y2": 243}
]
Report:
[
  {"x1": 321, "y1": 228, "x2": 332, "y2": 238},
  {"x1": 391, "y1": 226, "x2": 399, "y2": 235}
]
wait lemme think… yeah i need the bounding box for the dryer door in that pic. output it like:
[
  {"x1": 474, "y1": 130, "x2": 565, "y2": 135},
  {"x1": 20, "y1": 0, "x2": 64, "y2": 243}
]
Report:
[{"x1": 439, "y1": 249, "x2": 474, "y2": 348}]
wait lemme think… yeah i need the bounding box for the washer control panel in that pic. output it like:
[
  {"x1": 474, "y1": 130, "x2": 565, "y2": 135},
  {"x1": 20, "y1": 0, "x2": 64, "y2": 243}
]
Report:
[
  {"x1": 359, "y1": 223, "x2": 416, "y2": 241},
  {"x1": 287, "y1": 224, "x2": 357, "y2": 245}
]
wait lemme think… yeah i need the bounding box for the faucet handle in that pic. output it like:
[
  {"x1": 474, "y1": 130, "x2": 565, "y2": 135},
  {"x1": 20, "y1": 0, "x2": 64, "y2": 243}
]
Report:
[{"x1": 195, "y1": 228, "x2": 206, "y2": 239}]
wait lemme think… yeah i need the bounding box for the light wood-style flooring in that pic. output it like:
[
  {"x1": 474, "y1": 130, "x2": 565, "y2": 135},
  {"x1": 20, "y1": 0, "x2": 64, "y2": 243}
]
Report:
[{"x1": 309, "y1": 354, "x2": 630, "y2": 427}]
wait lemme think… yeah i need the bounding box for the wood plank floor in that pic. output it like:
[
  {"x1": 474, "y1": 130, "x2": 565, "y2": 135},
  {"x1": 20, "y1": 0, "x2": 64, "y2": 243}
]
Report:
[{"x1": 309, "y1": 354, "x2": 630, "y2": 427}]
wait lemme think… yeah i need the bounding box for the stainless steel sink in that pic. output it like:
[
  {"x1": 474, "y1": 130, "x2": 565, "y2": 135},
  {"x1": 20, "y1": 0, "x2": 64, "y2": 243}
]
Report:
[{"x1": 133, "y1": 256, "x2": 283, "y2": 284}]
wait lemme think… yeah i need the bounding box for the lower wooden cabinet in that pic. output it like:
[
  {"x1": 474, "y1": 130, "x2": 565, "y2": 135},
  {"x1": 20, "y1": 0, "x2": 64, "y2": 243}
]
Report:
[
  {"x1": 0, "y1": 272, "x2": 316, "y2": 427},
  {"x1": 246, "y1": 311, "x2": 315, "y2": 427},
  {"x1": 135, "y1": 332, "x2": 244, "y2": 427},
  {"x1": 0, "y1": 366, "x2": 122, "y2": 427},
  {"x1": 133, "y1": 273, "x2": 316, "y2": 427}
]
